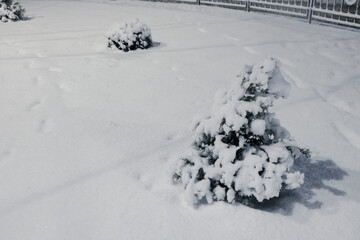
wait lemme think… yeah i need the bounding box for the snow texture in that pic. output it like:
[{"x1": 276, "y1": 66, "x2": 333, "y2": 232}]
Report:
[
  {"x1": 106, "y1": 19, "x2": 152, "y2": 52},
  {"x1": 0, "y1": 1, "x2": 359, "y2": 240},
  {"x1": 0, "y1": 0, "x2": 24, "y2": 22},
  {"x1": 174, "y1": 58, "x2": 305, "y2": 204}
]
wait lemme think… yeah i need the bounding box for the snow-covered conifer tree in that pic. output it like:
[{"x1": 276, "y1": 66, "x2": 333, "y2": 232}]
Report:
[
  {"x1": 173, "y1": 57, "x2": 305, "y2": 205},
  {"x1": 0, "y1": 0, "x2": 25, "y2": 22}
]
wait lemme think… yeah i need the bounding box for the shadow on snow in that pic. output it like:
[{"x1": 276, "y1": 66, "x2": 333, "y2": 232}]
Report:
[{"x1": 252, "y1": 156, "x2": 348, "y2": 216}]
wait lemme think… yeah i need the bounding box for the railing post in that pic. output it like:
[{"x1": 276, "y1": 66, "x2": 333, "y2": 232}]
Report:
[
  {"x1": 307, "y1": 0, "x2": 315, "y2": 24},
  {"x1": 247, "y1": 0, "x2": 251, "y2": 12}
]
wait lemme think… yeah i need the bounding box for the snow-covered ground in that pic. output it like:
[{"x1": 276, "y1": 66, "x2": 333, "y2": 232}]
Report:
[{"x1": 1, "y1": 0, "x2": 359, "y2": 239}]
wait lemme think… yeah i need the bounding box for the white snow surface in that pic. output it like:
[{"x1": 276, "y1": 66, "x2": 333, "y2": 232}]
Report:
[{"x1": 0, "y1": 0, "x2": 359, "y2": 239}]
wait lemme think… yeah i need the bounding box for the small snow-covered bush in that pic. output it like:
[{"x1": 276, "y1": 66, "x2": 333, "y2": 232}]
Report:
[
  {"x1": 106, "y1": 19, "x2": 152, "y2": 52},
  {"x1": 0, "y1": 0, "x2": 25, "y2": 22},
  {"x1": 173, "y1": 57, "x2": 306, "y2": 205}
]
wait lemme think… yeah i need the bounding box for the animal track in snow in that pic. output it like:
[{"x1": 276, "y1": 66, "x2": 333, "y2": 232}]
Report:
[
  {"x1": 39, "y1": 118, "x2": 54, "y2": 133},
  {"x1": 0, "y1": 149, "x2": 12, "y2": 167},
  {"x1": 165, "y1": 134, "x2": 173, "y2": 141},
  {"x1": 33, "y1": 76, "x2": 45, "y2": 85},
  {"x1": 134, "y1": 172, "x2": 153, "y2": 191},
  {"x1": 27, "y1": 100, "x2": 42, "y2": 111}
]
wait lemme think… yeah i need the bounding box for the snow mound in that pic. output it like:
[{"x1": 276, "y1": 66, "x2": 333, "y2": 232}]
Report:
[
  {"x1": 0, "y1": 0, "x2": 25, "y2": 22},
  {"x1": 173, "y1": 57, "x2": 305, "y2": 205},
  {"x1": 106, "y1": 19, "x2": 152, "y2": 52}
]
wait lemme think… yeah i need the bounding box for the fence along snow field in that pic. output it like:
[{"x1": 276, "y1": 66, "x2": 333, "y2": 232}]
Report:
[
  {"x1": 311, "y1": 0, "x2": 360, "y2": 27},
  {"x1": 176, "y1": 0, "x2": 360, "y2": 27}
]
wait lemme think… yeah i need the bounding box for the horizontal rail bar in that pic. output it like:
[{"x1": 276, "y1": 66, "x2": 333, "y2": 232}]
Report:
[
  {"x1": 312, "y1": 14, "x2": 360, "y2": 26},
  {"x1": 250, "y1": 5, "x2": 308, "y2": 16},
  {"x1": 201, "y1": 0, "x2": 247, "y2": 7},
  {"x1": 312, "y1": 7, "x2": 360, "y2": 19},
  {"x1": 250, "y1": 0, "x2": 309, "y2": 10}
]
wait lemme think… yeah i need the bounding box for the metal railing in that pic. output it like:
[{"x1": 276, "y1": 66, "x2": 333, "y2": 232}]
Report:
[{"x1": 174, "y1": 0, "x2": 360, "y2": 27}]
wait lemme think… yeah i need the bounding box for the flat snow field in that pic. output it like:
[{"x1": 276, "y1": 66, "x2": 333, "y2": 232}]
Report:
[{"x1": 1, "y1": 0, "x2": 360, "y2": 239}]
